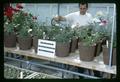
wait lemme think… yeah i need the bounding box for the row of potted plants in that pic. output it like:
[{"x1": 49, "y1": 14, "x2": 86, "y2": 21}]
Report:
[
  {"x1": 4, "y1": 21, "x2": 116, "y2": 65},
  {"x1": 4, "y1": 5, "x2": 116, "y2": 66},
  {"x1": 4, "y1": 4, "x2": 78, "y2": 56}
]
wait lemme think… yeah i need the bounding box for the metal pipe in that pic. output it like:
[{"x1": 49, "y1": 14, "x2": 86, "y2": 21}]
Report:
[
  {"x1": 57, "y1": 3, "x2": 60, "y2": 26},
  {"x1": 61, "y1": 64, "x2": 65, "y2": 78},
  {"x1": 4, "y1": 56, "x2": 100, "y2": 79},
  {"x1": 109, "y1": 4, "x2": 116, "y2": 68},
  {"x1": 58, "y1": 3, "x2": 60, "y2": 16},
  {"x1": 106, "y1": 6, "x2": 110, "y2": 15}
]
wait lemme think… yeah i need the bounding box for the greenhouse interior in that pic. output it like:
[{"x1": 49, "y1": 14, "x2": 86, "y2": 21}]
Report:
[{"x1": 4, "y1": 3, "x2": 116, "y2": 79}]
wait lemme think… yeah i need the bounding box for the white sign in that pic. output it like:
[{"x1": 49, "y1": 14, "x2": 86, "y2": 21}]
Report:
[{"x1": 37, "y1": 39, "x2": 56, "y2": 57}]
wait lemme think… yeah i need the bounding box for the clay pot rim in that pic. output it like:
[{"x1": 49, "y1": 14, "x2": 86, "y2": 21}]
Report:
[
  {"x1": 78, "y1": 42, "x2": 96, "y2": 47},
  {"x1": 102, "y1": 45, "x2": 116, "y2": 49},
  {"x1": 56, "y1": 40, "x2": 71, "y2": 44},
  {"x1": 18, "y1": 35, "x2": 31, "y2": 38},
  {"x1": 4, "y1": 32, "x2": 16, "y2": 35},
  {"x1": 72, "y1": 36, "x2": 78, "y2": 39}
]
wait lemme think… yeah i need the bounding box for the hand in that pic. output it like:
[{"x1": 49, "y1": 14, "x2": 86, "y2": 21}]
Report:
[
  {"x1": 53, "y1": 16, "x2": 59, "y2": 21},
  {"x1": 53, "y1": 16, "x2": 65, "y2": 21}
]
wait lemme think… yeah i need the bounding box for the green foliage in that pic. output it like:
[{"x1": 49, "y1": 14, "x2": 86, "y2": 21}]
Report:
[
  {"x1": 12, "y1": 11, "x2": 34, "y2": 32},
  {"x1": 14, "y1": 11, "x2": 36, "y2": 38},
  {"x1": 4, "y1": 10, "x2": 35, "y2": 36},
  {"x1": 4, "y1": 19, "x2": 15, "y2": 34},
  {"x1": 93, "y1": 11, "x2": 113, "y2": 41},
  {"x1": 82, "y1": 32, "x2": 101, "y2": 46},
  {"x1": 54, "y1": 27, "x2": 73, "y2": 43},
  {"x1": 4, "y1": 65, "x2": 33, "y2": 79},
  {"x1": 18, "y1": 25, "x2": 31, "y2": 38},
  {"x1": 94, "y1": 22, "x2": 112, "y2": 40},
  {"x1": 32, "y1": 23, "x2": 43, "y2": 39},
  {"x1": 75, "y1": 25, "x2": 103, "y2": 46},
  {"x1": 75, "y1": 25, "x2": 93, "y2": 40},
  {"x1": 45, "y1": 26, "x2": 61, "y2": 40},
  {"x1": 4, "y1": 15, "x2": 8, "y2": 23}
]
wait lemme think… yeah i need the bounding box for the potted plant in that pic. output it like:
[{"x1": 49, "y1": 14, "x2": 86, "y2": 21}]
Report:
[
  {"x1": 4, "y1": 3, "x2": 22, "y2": 48},
  {"x1": 53, "y1": 27, "x2": 73, "y2": 57},
  {"x1": 77, "y1": 25, "x2": 99, "y2": 61},
  {"x1": 112, "y1": 37, "x2": 116, "y2": 65},
  {"x1": 102, "y1": 34, "x2": 116, "y2": 65},
  {"x1": 15, "y1": 10, "x2": 37, "y2": 50},
  {"x1": 4, "y1": 17, "x2": 17, "y2": 48},
  {"x1": 93, "y1": 11, "x2": 116, "y2": 64},
  {"x1": 51, "y1": 17, "x2": 79, "y2": 53},
  {"x1": 92, "y1": 11, "x2": 113, "y2": 57},
  {"x1": 32, "y1": 23, "x2": 43, "y2": 53},
  {"x1": 17, "y1": 24, "x2": 32, "y2": 50}
]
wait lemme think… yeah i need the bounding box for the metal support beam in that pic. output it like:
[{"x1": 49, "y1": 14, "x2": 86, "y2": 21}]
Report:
[
  {"x1": 109, "y1": 4, "x2": 116, "y2": 68},
  {"x1": 58, "y1": 3, "x2": 60, "y2": 16}
]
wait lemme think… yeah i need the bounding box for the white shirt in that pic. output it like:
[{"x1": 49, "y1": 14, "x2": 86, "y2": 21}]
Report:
[{"x1": 65, "y1": 11, "x2": 93, "y2": 28}]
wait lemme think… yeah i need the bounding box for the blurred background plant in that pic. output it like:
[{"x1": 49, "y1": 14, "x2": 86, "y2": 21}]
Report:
[{"x1": 92, "y1": 11, "x2": 113, "y2": 40}]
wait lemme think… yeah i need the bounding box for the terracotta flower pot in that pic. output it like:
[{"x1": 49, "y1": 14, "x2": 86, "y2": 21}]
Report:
[
  {"x1": 76, "y1": 37, "x2": 82, "y2": 49},
  {"x1": 69, "y1": 37, "x2": 78, "y2": 53},
  {"x1": 4, "y1": 33, "x2": 16, "y2": 48},
  {"x1": 55, "y1": 42, "x2": 70, "y2": 57},
  {"x1": 101, "y1": 37, "x2": 107, "y2": 45},
  {"x1": 78, "y1": 42, "x2": 96, "y2": 61},
  {"x1": 94, "y1": 41, "x2": 102, "y2": 57},
  {"x1": 18, "y1": 36, "x2": 32, "y2": 50},
  {"x1": 102, "y1": 45, "x2": 116, "y2": 65},
  {"x1": 33, "y1": 36, "x2": 39, "y2": 53}
]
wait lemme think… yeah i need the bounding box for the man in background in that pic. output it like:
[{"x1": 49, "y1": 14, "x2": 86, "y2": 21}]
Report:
[{"x1": 53, "y1": 2, "x2": 93, "y2": 28}]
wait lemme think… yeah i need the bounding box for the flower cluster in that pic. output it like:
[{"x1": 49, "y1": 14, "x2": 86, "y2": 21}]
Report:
[
  {"x1": 4, "y1": 3, "x2": 37, "y2": 21},
  {"x1": 93, "y1": 11, "x2": 109, "y2": 26},
  {"x1": 92, "y1": 11, "x2": 113, "y2": 39},
  {"x1": 4, "y1": 3, "x2": 24, "y2": 21},
  {"x1": 4, "y1": 3, "x2": 38, "y2": 34}
]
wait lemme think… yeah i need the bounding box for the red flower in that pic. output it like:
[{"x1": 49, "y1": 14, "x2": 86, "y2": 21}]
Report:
[
  {"x1": 16, "y1": 3, "x2": 23, "y2": 9},
  {"x1": 4, "y1": 4, "x2": 21, "y2": 21},
  {"x1": 4, "y1": 6, "x2": 14, "y2": 21}
]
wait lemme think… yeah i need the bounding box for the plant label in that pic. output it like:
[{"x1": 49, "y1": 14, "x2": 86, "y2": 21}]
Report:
[{"x1": 37, "y1": 39, "x2": 56, "y2": 58}]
